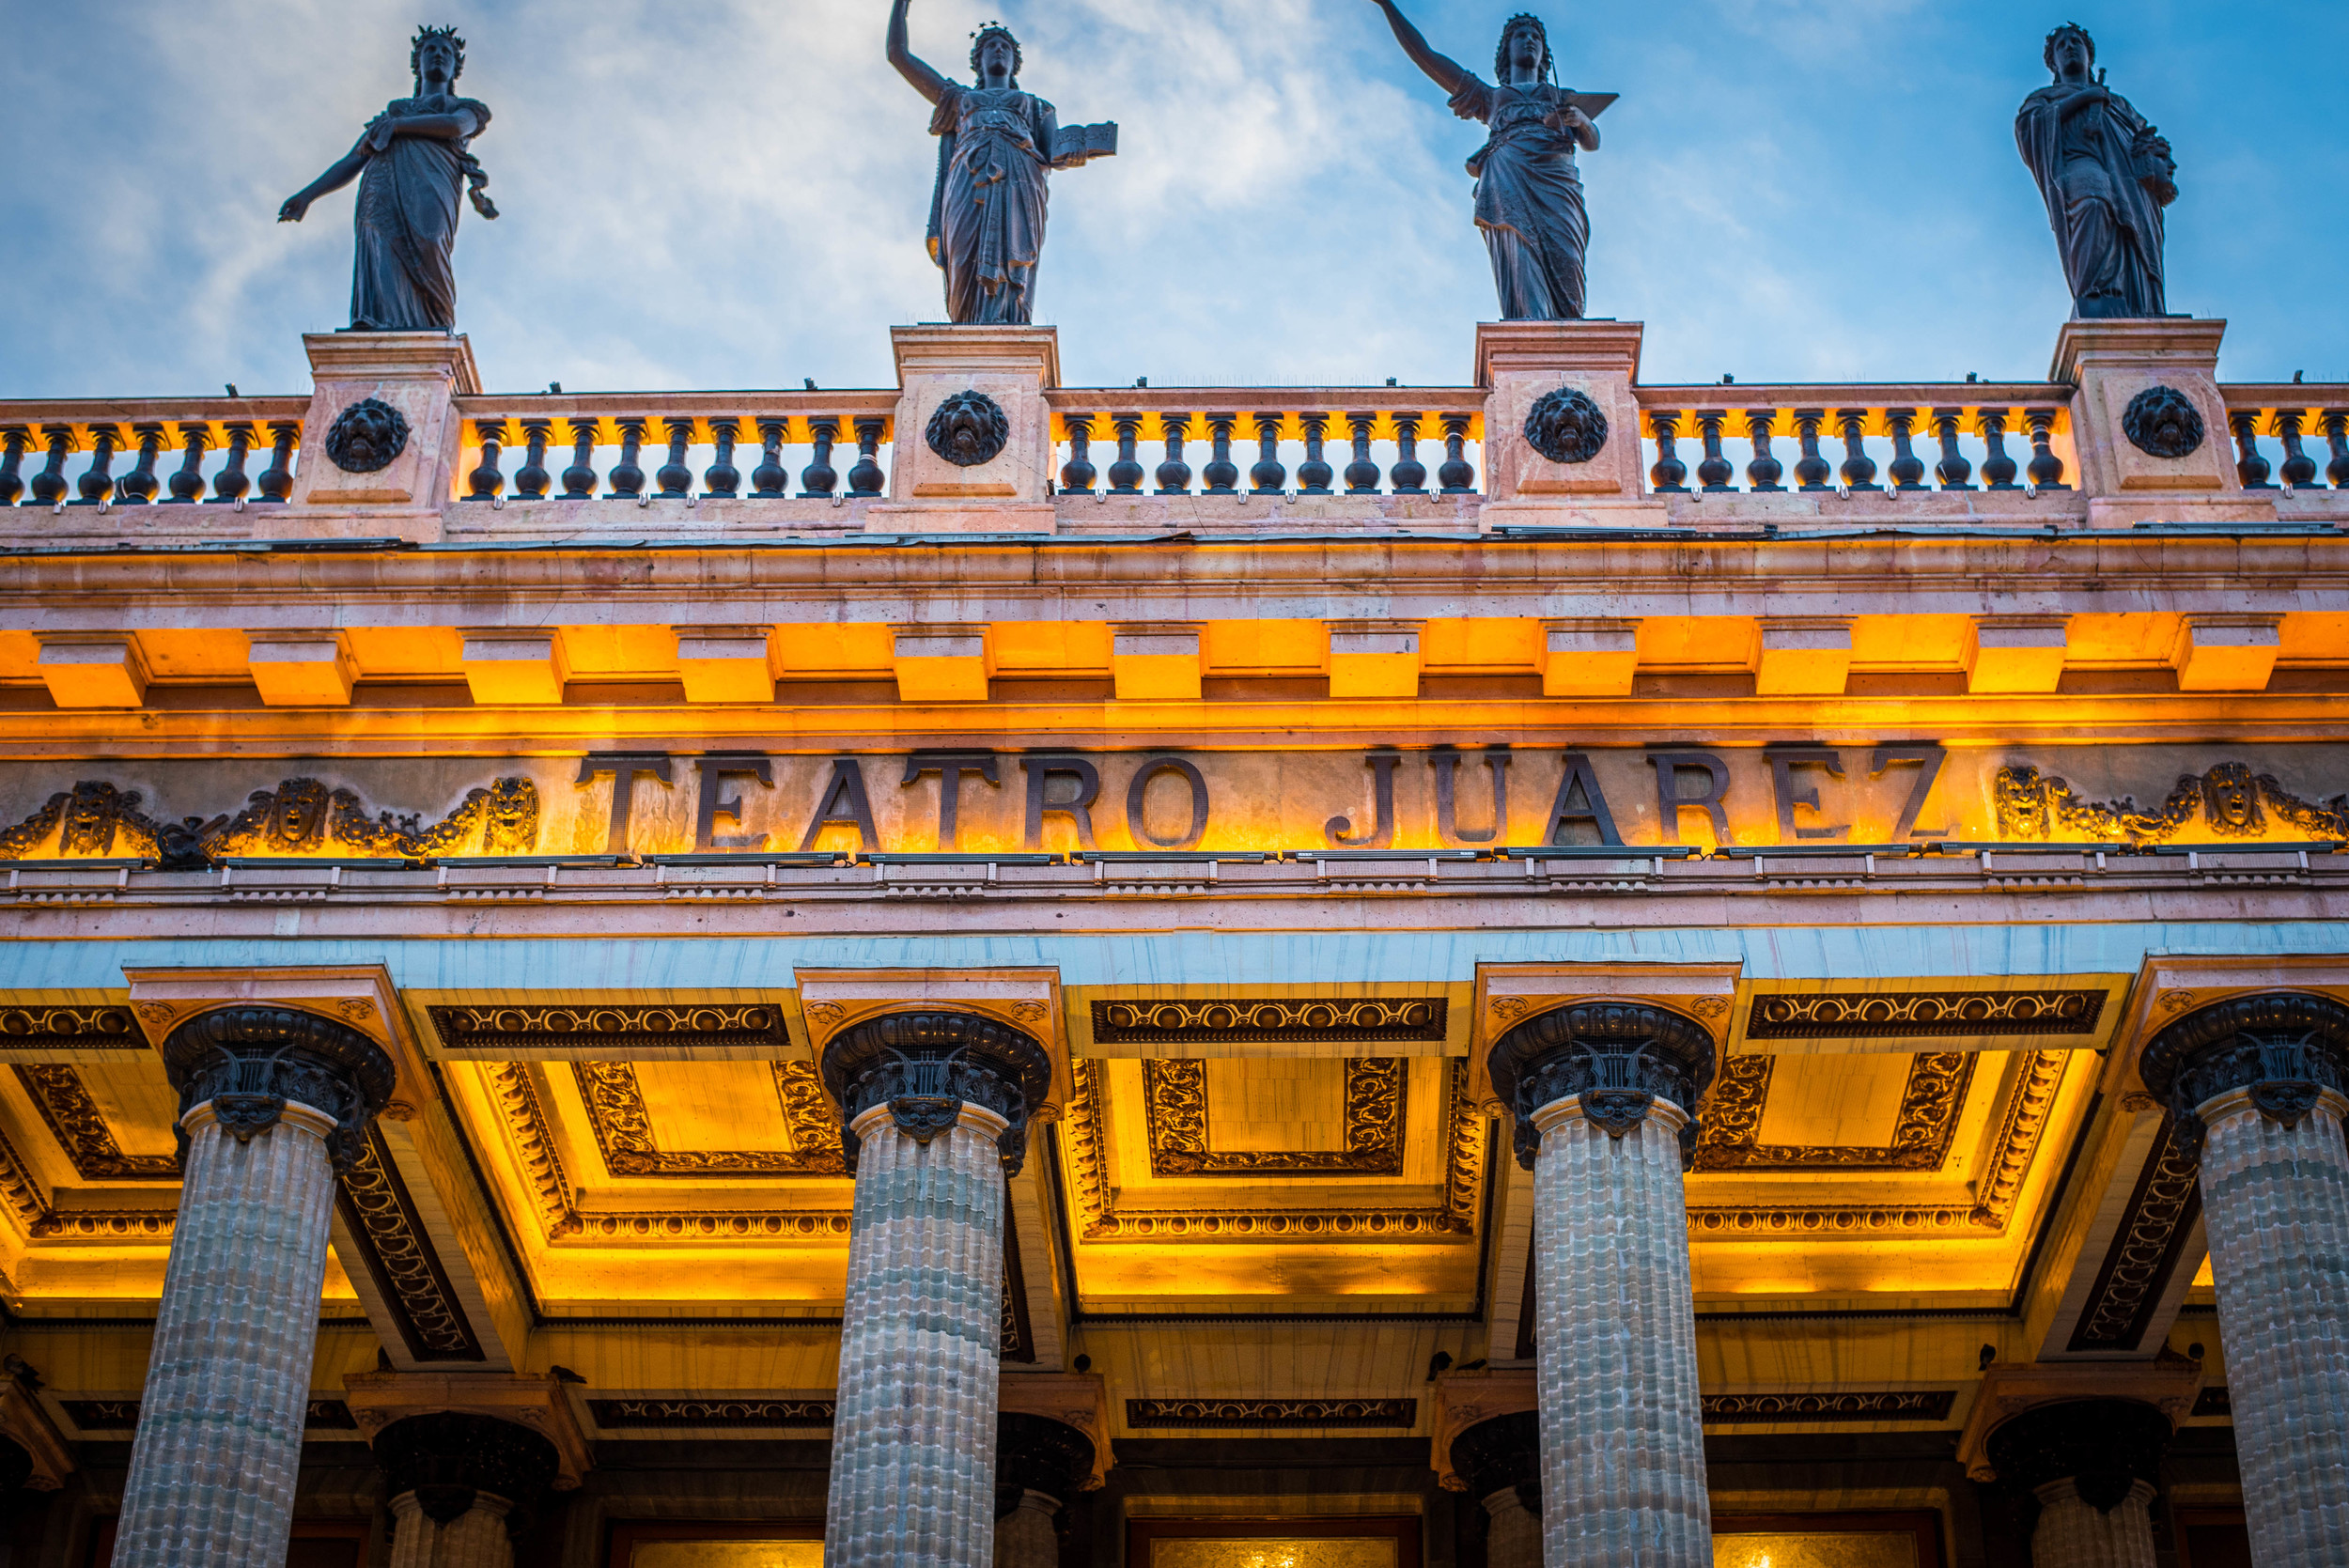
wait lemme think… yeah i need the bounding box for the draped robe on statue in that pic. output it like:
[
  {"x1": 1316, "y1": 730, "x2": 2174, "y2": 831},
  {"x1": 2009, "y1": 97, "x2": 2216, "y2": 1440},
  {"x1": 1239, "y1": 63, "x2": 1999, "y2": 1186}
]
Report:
[
  {"x1": 1447, "y1": 76, "x2": 1589, "y2": 321},
  {"x1": 2015, "y1": 82, "x2": 2173, "y2": 319},
  {"x1": 926, "y1": 85, "x2": 1071, "y2": 326},
  {"x1": 349, "y1": 93, "x2": 491, "y2": 332}
]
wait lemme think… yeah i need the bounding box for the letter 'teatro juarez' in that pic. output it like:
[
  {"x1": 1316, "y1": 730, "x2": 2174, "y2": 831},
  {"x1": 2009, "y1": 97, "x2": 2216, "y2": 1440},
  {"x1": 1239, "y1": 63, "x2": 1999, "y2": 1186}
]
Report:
[
  {"x1": 1365, "y1": 3, "x2": 1611, "y2": 321},
  {"x1": 276, "y1": 25, "x2": 498, "y2": 333},
  {"x1": 887, "y1": 2, "x2": 1118, "y2": 327}
]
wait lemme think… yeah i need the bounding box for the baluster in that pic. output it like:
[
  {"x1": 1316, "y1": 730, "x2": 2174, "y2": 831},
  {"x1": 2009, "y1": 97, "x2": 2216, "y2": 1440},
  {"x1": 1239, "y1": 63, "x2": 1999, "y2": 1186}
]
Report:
[
  {"x1": 750, "y1": 418, "x2": 788, "y2": 498},
  {"x1": 848, "y1": 416, "x2": 887, "y2": 497},
  {"x1": 1202, "y1": 415, "x2": 1239, "y2": 494},
  {"x1": 2023, "y1": 408, "x2": 2067, "y2": 489},
  {"x1": 1060, "y1": 415, "x2": 1097, "y2": 494},
  {"x1": 1792, "y1": 409, "x2": 1832, "y2": 490},
  {"x1": 1931, "y1": 408, "x2": 1974, "y2": 489},
  {"x1": 654, "y1": 417, "x2": 694, "y2": 498},
  {"x1": 255, "y1": 422, "x2": 300, "y2": 503},
  {"x1": 1978, "y1": 410, "x2": 2019, "y2": 489},
  {"x1": 1156, "y1": 414, "x2": 1193, "y2": 494},
  {"x1": 2229, "y1": 411, "x2": 2274, "y2": 489},
  {"x1": 1249, "y1": 413, "x2": 1286, "y2": 494},
  {"x1": 706, "y1": 417, "x2": 742, "y2": 498},
  {"x1": 1343, "y1": 413, "x2": 1379, "y2": 494},
  {"x1": 2324, "y1": 409, "x2": 2349, "y2": 489},
  {"x1": 1391, "y1": 415, "x2": 1428, "y2": 493},
  {"x1": 1886, "y1": 409, "x2": 1928, "y2": 490},
  {"x1": 1646, "y1": 411, "x2": 1689, "y2": 493},
  {"x1": 1744, "y1": 411, "x2": 1784, "y2": 491},
  {"x1": 1438, "y1": 414, "x2": 1476, "y2": 494},
  {"x1": 1835, "y1": 409, "x2": 1879, "y2": 490},
  {"x1": 2275, "y1": 410, "x2": 2318, "y2": 490},
  {"x1": 72, "y1": 425, "x2": 122, "y2": 505},
  {"x1": 116, "y1": 424, "x2": 166, "y2": 505},
  {"x1": 513, "y1": 419, "x2": 553, "y2": 500},
  {"x1": 206, "y1": 424, "x2": 252, "y2": 505},
  {"x1": 467, "y1": 419, "x2": 508, "y2": 502},
  {"x1": 1695, "y1": 411, "x2": 1733, "y2": 491},
  {"x1": 795, "y1": 418, "x2": 834, "y2": 498},
  {"x1": 165, "y1": 423, "x2": 211, "y2": 503},
  {"x1": 1298, "y1": 414, "x2": 1334, "y2": 494},
  {"x1": 1108, "y1": 414, "x2": 1144, "y2": 494},
  {"x1": 0, "y1": 427, "x2": 29, "y2": 507},
  {"x1": 560, "y1": 420, "x2": 600, "y2": 499},
  {"x1": 607, "y1": 418, "x2": 647, "y2": 498}
]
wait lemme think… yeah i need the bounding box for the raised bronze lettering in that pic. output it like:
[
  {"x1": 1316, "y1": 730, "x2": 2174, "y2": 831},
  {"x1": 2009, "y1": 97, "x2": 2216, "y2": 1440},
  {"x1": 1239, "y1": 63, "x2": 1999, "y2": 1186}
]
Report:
[
  {"x1": 1543, "y1": 753, "x2": 1624, "y2": 846},
  {"x1": 902, "y1": 752, "x2": 999, "y2": 850},
  {"x1": 1126, "y1": 757, "x2": 1209, "y2": 850},
  {"x1": 576, "y1": 753, "x2": 672, "y2": 856},
  {"x1": 696, "y1": 756, "x2": 772, "y2": 851},
  {"x1": 798, "y1": 759, "x2": 879, "y2": 851},
  {"x1": 1870, "y1": 745, "x2": 1951, "y2": 841},
  {"x1": 1433, "y1": 749, "x2": 1509, "y2": 845},
  {"x1": 1649, "y1": 751, "x2": 1732, "y2": 845},
  {"x1": 1768, "y1": 748, "x2": 1851, "y2": 842},
  {"x1": 1326, "y1": 752, "x2": 1400, "y2": 849},
  {"x1": 1023, "y1": 756, "x2": 1100, "y2": 850}
]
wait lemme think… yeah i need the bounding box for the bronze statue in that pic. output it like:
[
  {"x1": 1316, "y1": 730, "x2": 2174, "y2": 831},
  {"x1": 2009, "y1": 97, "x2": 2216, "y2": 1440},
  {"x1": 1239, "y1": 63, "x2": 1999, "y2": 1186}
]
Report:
[
  {"x1": 278, "y1": 25, "x2": 497, "y2": 333},
  {"x1": 2015, "y1": 23, "x2": 2176, "y2": 319},
  {"x1": 887, "y1": 4, "x2": 1116, "y2": 326},
  {"x1": 1366, "y1": 4, "x2": 1610, "y2": 321}
]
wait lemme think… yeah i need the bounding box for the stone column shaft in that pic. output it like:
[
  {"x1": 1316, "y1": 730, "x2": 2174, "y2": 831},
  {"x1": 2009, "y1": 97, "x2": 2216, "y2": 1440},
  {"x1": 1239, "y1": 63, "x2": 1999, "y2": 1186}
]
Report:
[
  {"x1": 993, "y1": 1490, "x2": 1060, "y2": 1568},
  {"x1": 2200, "y1": 1087, "x2": 2349, "y2": 1568},
  {"x1": 2031, "y1": 1479, "x2": 2157, "y2": 1568},
  {"x1": 1531, "y1": 1097, "x2": 1711, "y2": 1565},
  {"x1": 113, "y1": 1102, "x2": 340, "y2": 1568},
  {"x1": 825, "y1": 1102, "x2": 1009, "y2": 1568},
  {"x1": 389, "y1": 1492, "x2": 515, "y2": 1568},
  {"x1": 1481, "y1": 1489, "x2": 1542, "y2": 1568}
]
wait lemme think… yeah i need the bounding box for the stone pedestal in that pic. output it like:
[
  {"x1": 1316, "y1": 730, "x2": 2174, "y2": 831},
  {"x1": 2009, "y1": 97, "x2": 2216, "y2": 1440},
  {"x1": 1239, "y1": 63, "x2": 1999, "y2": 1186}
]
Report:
[
  {"x1": 113, "y1": 1007, "x2": 395, "y2": 1568},
  {"x1": 879, "y1": 326, "x2": 1058, "y2": 533},
  {"x1": 1474, "y1": 320, "x2": 1668, "y2": 530},
  {"x1": 2031, "y1": 1479, "x2": 2158, "y2": 1568},
  {"x1": 2051, "y1": 318, "x2": 2274, "y2": 528},
  {"x1": 1487, "y1": 1001, "x2": 1718, "y2": 1567},
  {"x1": 2141, "y1": 991, "x2": 2349, "y2": 1568},
  {"x1": 289, "y1": 333, "x2": 482, "y2": 532},
  {"x1": 821, "y1": 1013, "x2": 1054, "y2": 1568}
]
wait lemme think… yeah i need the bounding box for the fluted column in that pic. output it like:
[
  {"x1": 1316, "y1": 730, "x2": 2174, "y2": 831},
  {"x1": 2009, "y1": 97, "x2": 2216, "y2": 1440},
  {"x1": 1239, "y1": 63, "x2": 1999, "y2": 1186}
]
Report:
[
  {"x1": 372, "y1": 1410, "x2": 561, "y2": 1568},
  {"x1": 1450, "y1": 1410, "x2": 1541, "y2": 1568},
  {"x1": 2140, "y1": 993, "x2": 2349, "y2": 1568},
  {"x1": 113, "y1": 1008, "x2": 396, "y2": 1568},
  {"x1": 1984, "y1": 1398, "x2": 2170, "y2": 1568},
  {"x1": 1488, "y1": 1002, "x2": 1717, "y2": 1568},
  {"x1": 993, "y1": 1412, "x2": 1096, "y2": 1568},
  {"x1": 821, "y1": 1013, "x2": 1054, "y2": 1568}
]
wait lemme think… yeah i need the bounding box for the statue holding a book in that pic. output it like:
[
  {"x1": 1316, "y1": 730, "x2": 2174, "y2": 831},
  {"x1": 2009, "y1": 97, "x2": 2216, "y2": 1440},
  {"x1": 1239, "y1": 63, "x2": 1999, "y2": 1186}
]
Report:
[{"x1": 886, "y1": 2, "x2": 1117, "y2": 326}]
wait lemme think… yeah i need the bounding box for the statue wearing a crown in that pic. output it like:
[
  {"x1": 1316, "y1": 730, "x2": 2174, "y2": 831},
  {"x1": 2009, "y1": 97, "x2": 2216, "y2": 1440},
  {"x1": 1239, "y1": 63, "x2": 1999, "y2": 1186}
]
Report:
[
  {"x1": 886, "y1": 1, "x2": 1117, "y2": 326},
  {"x1": 278, "y1": 25, "x2": 498, "y2": 332}
]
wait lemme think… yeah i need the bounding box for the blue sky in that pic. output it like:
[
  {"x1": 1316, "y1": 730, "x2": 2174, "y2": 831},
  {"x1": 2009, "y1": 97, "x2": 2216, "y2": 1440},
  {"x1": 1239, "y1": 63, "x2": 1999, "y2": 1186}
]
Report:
[{"x1": 3, "y1": 0, "x2": 2343, "y2": 399}]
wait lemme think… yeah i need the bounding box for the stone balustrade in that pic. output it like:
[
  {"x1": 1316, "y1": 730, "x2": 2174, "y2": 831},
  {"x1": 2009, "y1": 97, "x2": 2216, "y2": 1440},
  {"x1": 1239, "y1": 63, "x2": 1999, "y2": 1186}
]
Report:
[
  {"x1": 0, "y1": 403, "x2": 306, "y2": 511},
  {"x1": 1043, "y1": 390, "x2": 1486, "y2": 500},
  {"x1": 1632, "y1": 385, "x2": 2075, "y2": 498},
  {"x1": 2219, "y1": 388, "x2": 2349, "y2": 496}
]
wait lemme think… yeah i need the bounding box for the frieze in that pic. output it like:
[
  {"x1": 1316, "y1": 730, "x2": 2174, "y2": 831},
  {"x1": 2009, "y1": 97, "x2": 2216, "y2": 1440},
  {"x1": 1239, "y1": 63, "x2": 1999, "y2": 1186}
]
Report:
[
  {"x1": 1094, "y1": 998, "x2": 1449, "y2": 1047},
  {"x1": 571, "y1": 1060, "x2": 845, "y2": 1177},
  {"x1": 334, "y1": 1126, "x2": 486, "y2": 1362},
  {"x1": 13, "y1": 1065, "x2": 179, "y2": 1180},
  {"x1": 1694, "y1": 1053, "x2": 1975, "y2": 1172},
  {"x1": 1065, "y1": 1058, "x2": 1481, "y2": 1242},
  {"x1": 0, "y1": 1006, "x2": 145, "y2": 1052},
  {"x1": 2066, "y1": 1114, "x2": 2201, "y2": 1352},
  {"x1": 1745, "y1": 989, "x2": 2106, "y2": 1041},
  {"x1": 586, "y1": 1398, "x2": 836, "y2": 1429},
  {"x1": 1125, "y1": 1398, "x2": 1418, "y2": 1430},
  {"x1": 1700, "y1": 1391, "x2": 1956, "y2": 1425},
  {"x1": 59, "y1": 1398, "x2": 356, "y2": 1433},
  {"x1": 428, "y1": 1002, "x2": 789, "y2": 1057},
  {"x1": 1994, "y1": 761, "x2": 2346, "y2": 846},
  {"x1": 1143, "y1": 1057, "x2": 1406, "y2": 1176},
  {"x1": 0, "y1": 775, "x2": 540, "y2": 867}
]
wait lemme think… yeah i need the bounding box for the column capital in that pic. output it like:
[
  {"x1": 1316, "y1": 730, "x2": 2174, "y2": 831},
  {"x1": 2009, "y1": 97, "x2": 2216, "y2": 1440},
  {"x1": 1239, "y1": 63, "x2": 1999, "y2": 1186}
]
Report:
[
  {"x1": 1979, "y1": 1397, "x2": 2174, "y2": 1511},
  {"x1": 1000, "y1": 1371, "x2": 1115, "y2": 1490},
  {"x1": 1486, "y1": 1001, "x2": 1717, "y2": 1171},
  {"x1": 995, "y1": 1410, "x2": 1097, "y2": 1516},
  {"x1": 1430, "y1": 1366, "x2": 1536, "y2": 1491},
  {"x1": 1449, "y1": 1408, "x2": 1541, "y2": 1514},
  {"x1": 161, "y1": 1005, "x2": 394, "y2": 1172},
  {"x1": 1958, "y1": 1359, "x2": 2201, "y2": 1484},
  {"x1": 342, "y1": 1371, "x2": 593, "y2": 1491},
  {"x1": 2138, "y1": 991, "x2": 2349, "y2": 1157},
  {"x1": 368, "y1": 1409, "x2": 560, "y2": 1534},
  {"x1": 0, "y1": 1367, "x2": 72, "y2": 1491},
  {"x1": 820, "y1": 1011, "x2": 1054, "y2": 1175}
]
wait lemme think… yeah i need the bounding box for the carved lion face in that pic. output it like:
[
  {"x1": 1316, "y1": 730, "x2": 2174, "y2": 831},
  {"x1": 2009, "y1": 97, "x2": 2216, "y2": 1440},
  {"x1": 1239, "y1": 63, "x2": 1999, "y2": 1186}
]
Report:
[
  {"x1": 2121, "y1": 385, "x2": 2206, "y2": 461},
  {"x1": 1521, "y1": 386, "x2": 1610, "y2": 466},
  {"x1": 924, "y1": 390, "x2": 1011, "y2": 469},
  {"x1": 483, "y1": 778, "x2": 540, "y2": 855},
  {"x1": 323, "y1": 396, "x2": 413, "y2": 475},
  {"x1": 1993, "y1": 766, "x2": 2049, "y2": 838}
]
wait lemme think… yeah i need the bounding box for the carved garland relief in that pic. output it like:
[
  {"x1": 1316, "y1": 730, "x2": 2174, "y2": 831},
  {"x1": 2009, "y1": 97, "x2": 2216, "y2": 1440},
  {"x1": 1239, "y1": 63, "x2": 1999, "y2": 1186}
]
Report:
[
  {"x1": 1993, "y1": 761, "x2": 2346, "y2": 846},
  {"x1": 334, "y1": 1127, "x2": 487, "y2": 1361},
  {"x1": 1142, "y1": 1057, "x2": 1406, "y2": 1176},
  {"x1": 0, "y1": 776, "x2": 540, "y2": 866}
]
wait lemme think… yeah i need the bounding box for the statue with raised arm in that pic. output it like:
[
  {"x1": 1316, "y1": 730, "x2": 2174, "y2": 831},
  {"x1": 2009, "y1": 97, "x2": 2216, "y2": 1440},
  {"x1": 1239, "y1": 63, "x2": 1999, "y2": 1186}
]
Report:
[
  {"x1": 1365, "y1": 4, "x2": 1610, "y2": 321},
  {"x1": 277, "y1": 25, "x2": 497, "y2": 333},
  {"x1": 887, "y1": 3, "x2": 1116, "y2": 326},
  {"x1": 2015, "y1": 23, "x2": 2176, "y2": 319}
]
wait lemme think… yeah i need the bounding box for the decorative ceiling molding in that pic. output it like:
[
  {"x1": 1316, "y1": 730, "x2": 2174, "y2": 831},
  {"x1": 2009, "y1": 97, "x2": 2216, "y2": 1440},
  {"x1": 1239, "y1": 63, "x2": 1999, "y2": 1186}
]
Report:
[
  {"x1": 0, "y1": 1113, "x2": 173, "y2": 1241},
  {"x1": 570, "y1": 1060, "x2": 844, "y2": 1178},
  {"x1": 58, "y1": 1398, "x2": 355, "y2": 1435},
  {"x1": 1958, "y1": 1358, "x2": 2202, "y2": 1483},
  {"x1": 1688, "y1": 1049, "x2": 2069, "y2": 1239},
  {"x1": 12, "y1": 1065, "x2": 178, "y2": 1181},
  {"x1": 586, "y1": 1397, "x2": 835, "y2": 1430},
  {"x1": 1701, "y1": 1391, "x2": 1956, "y2": 1425},
  {"x1": 428, "y1": 1002, "x2": 790, "y2": 1058},
  {"x1": 2065, "y1": 1113, "x2": 2202, "y2": 1353},
  {"x1": 0, "y1": 1005, "x2": 145, "y2": 1053},
  {"x1": 1093, "y1": 998, "x2": 1447, "y2": 1048},
  {"x1": 1142, "y1": 1057, "x2": 1406, "y2": 1176},
  {"x1": 1126, "y1": 1398, "x2": 1417, "y2": 1430},
  {"x1": 1744, "y1": 988, "x2": 2107, "y2": 1042},
  {"x1": 1065, "y1": 1058, "x2": 1483, "y2": 1243},
  {"x1": 342, "y1": 1371, "x2": 594, "y2": 1490},
  {"x1": 334, "y1": 1126, "x2": 487, "y2": 1363},
  {"x1": 1693, "y1": 1052, "x2": 1976, "y2": 1172}
]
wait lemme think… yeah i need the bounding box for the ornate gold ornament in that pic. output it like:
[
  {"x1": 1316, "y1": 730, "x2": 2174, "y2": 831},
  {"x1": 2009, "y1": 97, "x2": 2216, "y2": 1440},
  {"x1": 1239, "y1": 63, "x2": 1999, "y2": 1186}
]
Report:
[
  {"x1": 1092, "y1": 997, "x2": 1446, "y2": 1047},
  {"x1": 2155, "y1": 990, "x2": 2197, "y2": 1015},
  {"x1": 12, "y1": 1065, "x2": 179, "y2": 1180},
  {"x1": 1700, "y1": 1391, "x2": 1955, "y2": 1424},
  {"x1": 1142, "y1": 1057, "x2": 1406, "y2": 1175},
  {"x1": 2066, "y1": 1116, "x2": 2202, "y2": 1351},
  {"x1": 1992, "y1": 760, "x2": 2348, "y2": 846},
  {"x1": 570, "y1": 1060, "x2": 846, "y2": 1177},
  {"x1": 1694, "y1": 1053, "x2": 1976, "y2": 1172},
  {"x1": 1745, "y1": 989, "x2": 2105, "y2": 1041},
  {"x1": 586, "y1": 1398, "x2": 836, "y2": 1429},
  {"x1": 430, "y1": 1002, "x2": 788, "y2": 1056},
  {"x1": 334, "y1": 1128, "x2": 485, "y2": 1360},
  {"x1": 1126, "y1": 1398, "x2": 1417, "y2": 1429},
  {"x1": 0, "y1": 1006, "x2": 144, "y2": 1051}
]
